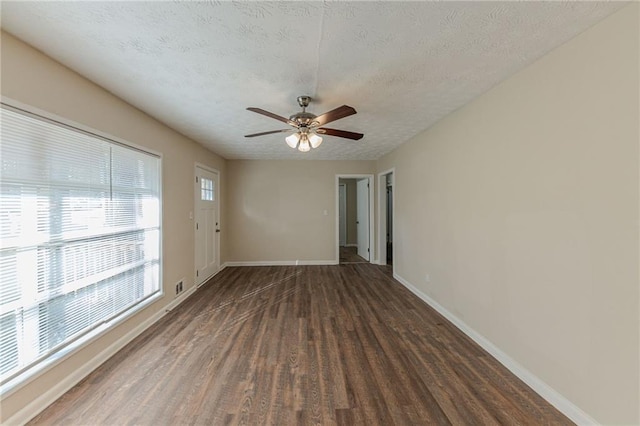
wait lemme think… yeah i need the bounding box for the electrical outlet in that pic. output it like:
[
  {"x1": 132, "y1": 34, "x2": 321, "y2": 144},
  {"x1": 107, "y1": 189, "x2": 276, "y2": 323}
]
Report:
[
  {"x1": 179, "y1": 282, "x2": 183, "y2": 292},
  {"x1": 425, "y1": 274, "x2": 431, "y2": 283},
  {"x1": 175, "y1": 284, "x2": 179, "y2": 295}
]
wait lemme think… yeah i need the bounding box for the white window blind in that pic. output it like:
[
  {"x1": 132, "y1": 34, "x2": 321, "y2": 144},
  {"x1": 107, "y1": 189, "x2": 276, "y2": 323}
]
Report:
[{"x1": 0, "y1": 105, "x2": 161, "y2": 389}]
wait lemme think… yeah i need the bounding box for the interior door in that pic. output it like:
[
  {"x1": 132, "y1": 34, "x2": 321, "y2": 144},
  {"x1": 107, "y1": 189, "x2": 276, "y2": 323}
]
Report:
[
  {"x1": 195, "y1": 166, "x2": 219, "y2": 285},
  {"x1": 386, "y1": 177, "x2": 393, "y2": 263},
  {"x1": 356, "y1": 178, "x2": 369, "y2": 260},
  {"x1": 339, "y1": 184, "x2": 347, "y2": 246}
]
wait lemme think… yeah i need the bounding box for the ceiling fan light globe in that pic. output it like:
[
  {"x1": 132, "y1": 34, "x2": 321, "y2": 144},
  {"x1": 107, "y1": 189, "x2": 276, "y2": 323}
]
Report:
[
  {"x1": 298, "y1": 139, "x2": 311, "y2": 152},
  {"x1": 285, "y1": 133, "x2": 300, "y2": 149},
  {"x1": 309, "y1": 133, "x2": 323, "y2": 149}
]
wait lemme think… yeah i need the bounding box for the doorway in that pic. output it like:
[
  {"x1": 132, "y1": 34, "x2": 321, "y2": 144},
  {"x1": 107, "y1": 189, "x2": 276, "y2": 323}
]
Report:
[
  {"x1": 195, "y1": 164, "x2": 220, "y2": 286},
  {"x1": 336, "y1": 175, "x2": 374, "y2": 264},
  {"x1": 377, "y1": 169, "x2": 394, "y2": 268}
]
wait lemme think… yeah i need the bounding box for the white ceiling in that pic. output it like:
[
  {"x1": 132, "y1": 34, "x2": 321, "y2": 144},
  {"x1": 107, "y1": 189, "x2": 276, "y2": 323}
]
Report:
[{"x1": 1, "y1": 1, "x2": 625, "y2": 160}]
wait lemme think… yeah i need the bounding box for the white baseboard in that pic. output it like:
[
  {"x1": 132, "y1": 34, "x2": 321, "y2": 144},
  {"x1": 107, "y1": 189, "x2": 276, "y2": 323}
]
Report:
[
  {"x1": 4, "y1": 288, "x2": 198, "y2": 426},
  {"x1": 392, "y1": 273, "x2": 598, "y2": 426},
  {"x1": 224, "y1": 260, "x2": 338, "y2": 267},
  {"x1": 345, "y1": 243, "x2": 358, "y2": 247}
]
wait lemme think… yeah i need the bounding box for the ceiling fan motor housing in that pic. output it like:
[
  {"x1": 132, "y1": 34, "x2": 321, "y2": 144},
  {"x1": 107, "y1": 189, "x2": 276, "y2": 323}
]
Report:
[
  {"x1": 291, "y1": 96, "x2": 316, "y2": 127},
  {"x1": 289, "y1": 112, "x2": 316, "y2": 127}
]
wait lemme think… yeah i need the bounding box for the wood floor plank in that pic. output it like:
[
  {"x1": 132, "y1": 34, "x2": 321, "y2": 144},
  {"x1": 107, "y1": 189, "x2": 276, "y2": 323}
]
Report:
[{"x1": 27, "y1": 264, "x2": 573, "y2": 425}]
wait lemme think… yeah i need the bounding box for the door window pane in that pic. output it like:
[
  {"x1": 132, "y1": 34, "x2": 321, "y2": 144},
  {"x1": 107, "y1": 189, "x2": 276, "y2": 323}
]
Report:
[{"x1": 200, "y1": 177, "x2": 214, "y2": 201}]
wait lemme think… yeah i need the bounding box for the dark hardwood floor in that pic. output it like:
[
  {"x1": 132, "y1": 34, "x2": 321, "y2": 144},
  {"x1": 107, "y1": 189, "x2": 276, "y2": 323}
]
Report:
[
  {"x1": 339, "y1": 246, "x2": 368, "y2": 264},
  {"x1": 28, "y1": 265, "x2": 572, "y2": 425}
]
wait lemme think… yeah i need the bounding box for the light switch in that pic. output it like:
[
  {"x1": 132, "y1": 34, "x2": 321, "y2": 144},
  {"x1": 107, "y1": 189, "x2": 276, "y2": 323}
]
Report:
[
  {"x1": 323, "y1": 210, "x2": 328, "y2": 216},
  {"x1": 189, "y1": 211, "x2": 193, "y2": 220}
]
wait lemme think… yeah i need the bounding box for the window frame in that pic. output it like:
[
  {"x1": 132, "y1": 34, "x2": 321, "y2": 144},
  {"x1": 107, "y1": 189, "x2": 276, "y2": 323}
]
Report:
[{"x1": 0, "y1": 99, "x2": 164, "y2": 398}]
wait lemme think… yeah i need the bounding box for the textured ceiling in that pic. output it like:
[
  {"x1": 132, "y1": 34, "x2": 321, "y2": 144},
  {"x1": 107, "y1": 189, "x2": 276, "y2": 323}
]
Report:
[{"x1": 1, "y1": 1, "x2": 625, "y2": 160}]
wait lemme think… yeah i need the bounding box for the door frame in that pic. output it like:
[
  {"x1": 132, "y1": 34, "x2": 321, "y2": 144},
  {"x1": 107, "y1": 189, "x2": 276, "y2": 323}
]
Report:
[
  {"x1": 335, "y1": 174, "x2": 374, "y2": 264},
  {"x1": 377, "y1": 168, "x2": 395, "y2": 271},
  {"x1": 194, "y1": 163, "x2": 221, "y2": 286}
]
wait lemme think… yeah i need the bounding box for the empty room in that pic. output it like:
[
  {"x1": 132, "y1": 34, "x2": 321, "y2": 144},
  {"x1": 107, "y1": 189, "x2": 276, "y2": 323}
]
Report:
[{"x1": 0, "y1": 2, "x2": 638, "y2": 425}]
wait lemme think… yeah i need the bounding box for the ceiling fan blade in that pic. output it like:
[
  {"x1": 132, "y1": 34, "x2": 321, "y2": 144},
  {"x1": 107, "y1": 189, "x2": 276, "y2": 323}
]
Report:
[
  {"x1": 313, "y1": 105, "x2": 357, "y2": 126},
  {"x1": 247, "y1": 107, "x2": 293, "y2": 125},
  {"x1": 317, "y1": 127, "x2": 364, "y2": 140},
  {"x1": 245, "y1": 129, "x2": 292, "y2": 138}
]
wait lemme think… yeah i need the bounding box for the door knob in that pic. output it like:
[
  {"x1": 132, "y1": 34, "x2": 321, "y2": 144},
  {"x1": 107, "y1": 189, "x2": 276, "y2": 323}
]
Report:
[{"x1": 215, "y1": 229, "x2": 221, "y2": 233}]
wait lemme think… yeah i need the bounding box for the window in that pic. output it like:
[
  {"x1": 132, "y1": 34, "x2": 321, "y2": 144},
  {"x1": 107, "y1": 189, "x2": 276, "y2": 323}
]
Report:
[
  {"x1": 201, "y1": 177, "x2": 214, "y2": 201},
  {"x1": 0, "y1": 105, "x2": 162, "y2": 392}
]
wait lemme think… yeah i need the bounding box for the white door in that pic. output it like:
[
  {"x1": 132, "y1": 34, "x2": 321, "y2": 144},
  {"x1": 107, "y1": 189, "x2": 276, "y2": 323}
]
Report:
[
  {"x1": 195, "y1": 166, "x2": 219, "y2": 286},
  {"x1": 339, "y1": 184, "x2": 347, "y2": 246},
  {"x1": 356, "y1": 178, "x2": 369, "y2": 260}
]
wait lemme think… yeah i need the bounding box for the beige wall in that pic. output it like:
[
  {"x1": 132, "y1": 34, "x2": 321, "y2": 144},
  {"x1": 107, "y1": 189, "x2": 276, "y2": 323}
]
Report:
[
  {"x1": 378, "y1": 5, "x2": 639, "y2": 424},
  {"x1": 339, "y1": 178, "x2": 358, "y2": 246},
  {"x1": 227, "y1": 161, "x2": 375, "y2": 262},
  {"x1": 0, "y1": 32, "x2": 227, "y2": 421}
]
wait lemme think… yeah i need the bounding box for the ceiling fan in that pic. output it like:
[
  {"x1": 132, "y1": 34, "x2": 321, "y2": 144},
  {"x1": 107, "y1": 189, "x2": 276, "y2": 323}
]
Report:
[{"x1": 245, "y1": 96, "x2": 364, "y2": 152}]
